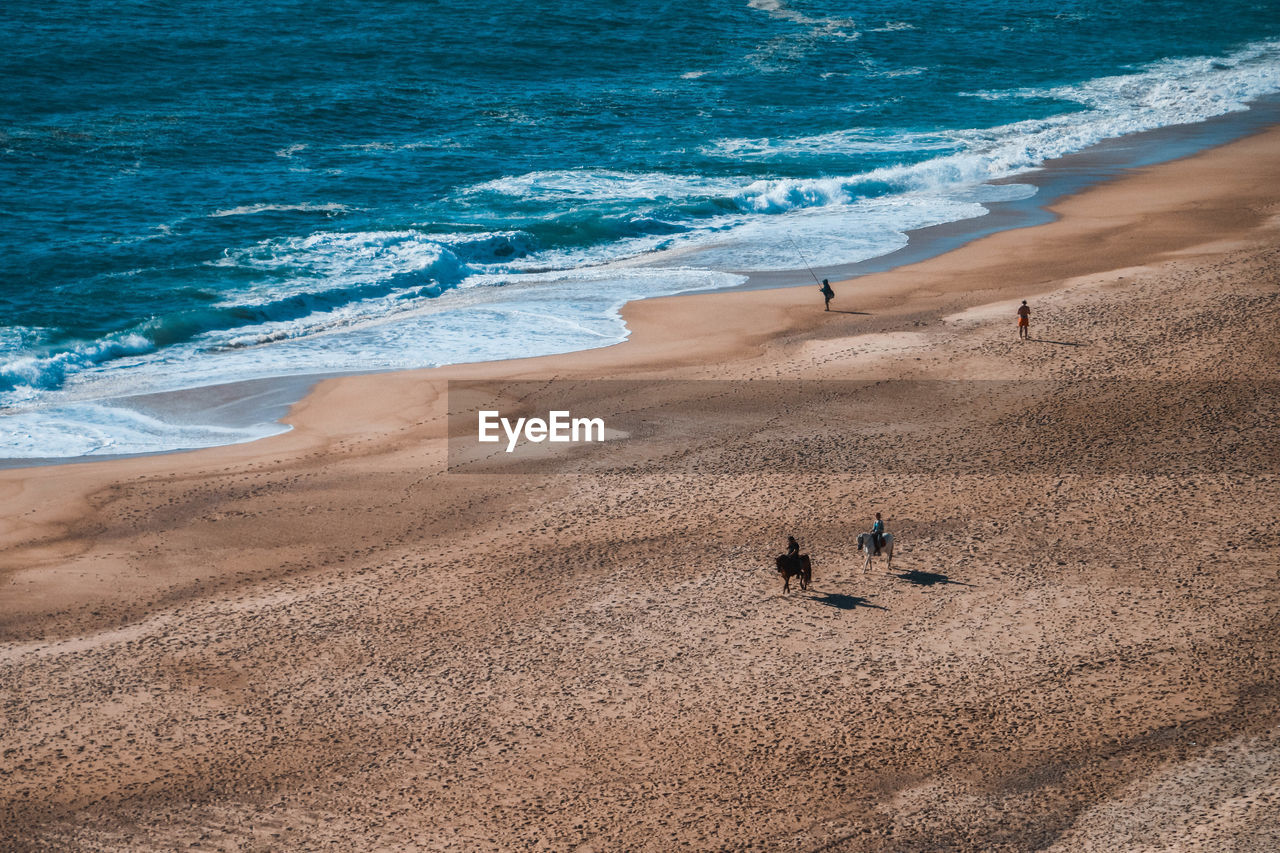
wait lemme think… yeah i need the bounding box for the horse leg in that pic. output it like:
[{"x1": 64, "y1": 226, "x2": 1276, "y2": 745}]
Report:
[
  {"x1": 885, "y1": 543, "x2": 893, "y2": 571},
  {"x1": 783, "y1": 573, "x2": 790, "y2": 594}
]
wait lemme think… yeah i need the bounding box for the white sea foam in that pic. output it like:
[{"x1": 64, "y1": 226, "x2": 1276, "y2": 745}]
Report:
[
  {"x1": 210, "y1": 202, "x2": 350, "y2": 218},
  {"x1": 980, "y1": 43, "x2": 1280, "y2": 119},
  {"x1": 0, "y1": 326, "x2": 37, "y2": 355},
  {"x1": 460, "y1": 170, "x2": 740, "y2": 203},
  {"x1": 658, "y1": 192, "x2": 998, "y2": 271},
  {"x1": 867, "y1": 66, "x2": 928, "y2": 79},
  {"x1": 0, "y1": 401, "x2": 288, "y2": 459},
  {"x1": 711, "y1": 39, "x2": 1280, "y2": 173},
  {"x1": 703, "y1": 42, "x2": 1280, "y2": 220},
  {"x1": 219, "y1": 230, "x2": 462, "y2": 283},
  {"x1": 0, "y1": 266, "x2": 742, "y2": 458},
  {"x1": 746, "y1": 0, "x2": 860, "y2": 41},
  {"x1": 0, "y1": 333, "x2": 156, "y2": 403},
  {"x1": 107, "y1": 223, "x2": 176, "y2": 246},
  {"x1": 707, "y1": 128, "x2": 966, "y2": 159}
]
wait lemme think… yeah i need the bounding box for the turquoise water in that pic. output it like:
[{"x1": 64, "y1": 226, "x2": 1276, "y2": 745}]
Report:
[{"x1": 3, "y1": 0, "x2": 1280, "y2": 457}]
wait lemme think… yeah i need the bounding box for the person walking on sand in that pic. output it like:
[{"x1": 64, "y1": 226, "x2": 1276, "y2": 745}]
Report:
[
  {"x1": 1017, "y1": 300, "x2": 1031, "y2": 340},
  {"x1": 820, "y1": 279, "x2": 835, "y2": 311}
]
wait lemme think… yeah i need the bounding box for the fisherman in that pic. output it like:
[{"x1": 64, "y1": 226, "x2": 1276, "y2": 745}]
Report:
[
  {"x1": 1017, "y1": 300, "x2": 1031, "y2": 340},
  {"x1": 820, "y1": 278, "x2": 835, "y2": 311}
]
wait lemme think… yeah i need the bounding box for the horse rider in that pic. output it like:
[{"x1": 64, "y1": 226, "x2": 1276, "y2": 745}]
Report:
[
  {"x1": 871, "y1": 513, "x2": 885, "y2": 556},
  {"x1": 786, "y1": 535, "x2": 800, "y2": 559}
]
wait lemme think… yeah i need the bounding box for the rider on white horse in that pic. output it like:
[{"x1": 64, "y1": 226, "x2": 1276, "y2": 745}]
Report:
[{"x1": 859, "y1": 518, "x2": 893, "y2": 572}]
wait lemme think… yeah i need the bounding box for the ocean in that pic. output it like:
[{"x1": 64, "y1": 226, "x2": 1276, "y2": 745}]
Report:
[{"x1": 3, "y1": 0, "x2": 1280, "y2": 458}]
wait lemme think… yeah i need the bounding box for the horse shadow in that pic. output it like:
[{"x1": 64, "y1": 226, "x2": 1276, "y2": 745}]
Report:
[
  {"x1": 893, "y1": 570, "x2": 973, "y2": 587},
  {"x1": 808, "y1": 592, "x2": 887, "y2": 611}
]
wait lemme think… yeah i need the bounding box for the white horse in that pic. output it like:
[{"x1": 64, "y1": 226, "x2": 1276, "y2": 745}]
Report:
[{"x1": 858, "y1": 532, "x2": 893, "y2": 572}]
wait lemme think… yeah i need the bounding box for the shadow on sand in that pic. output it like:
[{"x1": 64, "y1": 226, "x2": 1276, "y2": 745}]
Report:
[
  {"x1": 893, "y1": 570, "x2": 973, "y2": 587},
  {"x1": 1030, "y1": 338, "x2": 1084, "y2": 347},
  {"x1": 828, "y1": 310, "x2": 871, "y2": 315},
  {"x1": 809, "y1": 592, "x2": 887, "y2": 611}
]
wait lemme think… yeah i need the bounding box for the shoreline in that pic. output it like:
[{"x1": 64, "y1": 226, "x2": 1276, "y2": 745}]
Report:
[
  {"x1": 7, "y1": 97, "x2": 1280, "y2": 469},
  {"x1": 4, "y1": 120, "x2": 1278, "y2": 621},
  {"x1": 736, "y1": 93, "x2": 1280, "y2": 291},
  {"x1": 3, "y1": 111, "x2": 1280, "y2": 850}
]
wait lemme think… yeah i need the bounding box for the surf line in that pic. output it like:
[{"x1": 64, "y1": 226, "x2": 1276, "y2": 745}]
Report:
[{"x1": 478, "y1": 410, "x2": 606, "y2": 453}]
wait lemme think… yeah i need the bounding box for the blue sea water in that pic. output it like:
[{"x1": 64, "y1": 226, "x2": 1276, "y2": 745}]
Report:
[{"x1": 3, "y1": 0, "x2": 1280, "y2": 458}]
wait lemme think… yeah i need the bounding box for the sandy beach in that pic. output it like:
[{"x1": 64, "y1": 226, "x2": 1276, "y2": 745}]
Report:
[{"x1": 3, "y1": 125, "x2": 1280, "y2": 851}]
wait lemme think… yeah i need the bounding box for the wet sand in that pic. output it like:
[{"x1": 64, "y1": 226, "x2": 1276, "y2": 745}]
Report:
[{"x1": 2, "y1": 127, "x2": 1279, "y2": 851}]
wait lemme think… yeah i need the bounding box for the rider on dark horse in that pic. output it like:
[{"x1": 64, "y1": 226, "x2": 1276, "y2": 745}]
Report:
[
  {"x1": 871, "y1": 513, "x2": 885, "y2": 556},
  {"x1": 777, "y1": 535, "x2": 810, "y2": 592}
]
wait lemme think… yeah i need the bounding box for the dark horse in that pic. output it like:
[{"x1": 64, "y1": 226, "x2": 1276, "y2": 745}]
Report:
[{"x1": 775, "y1": 553, "x2": 812, "y2": 593}]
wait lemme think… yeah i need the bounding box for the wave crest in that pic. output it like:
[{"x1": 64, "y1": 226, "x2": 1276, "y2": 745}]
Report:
[{"x1": 0, "y1": 333, "x2": 156, "y2": 400}]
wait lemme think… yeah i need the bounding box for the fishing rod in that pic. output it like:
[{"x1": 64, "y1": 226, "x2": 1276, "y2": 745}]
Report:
[{"x1": 785, "y1": 232, "x2": 823, "y2": 286}]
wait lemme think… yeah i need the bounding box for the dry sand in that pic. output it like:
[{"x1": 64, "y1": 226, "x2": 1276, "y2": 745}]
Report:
[{"x1": 3, "y1": 127, "x2": 1280, "y2": 852}]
